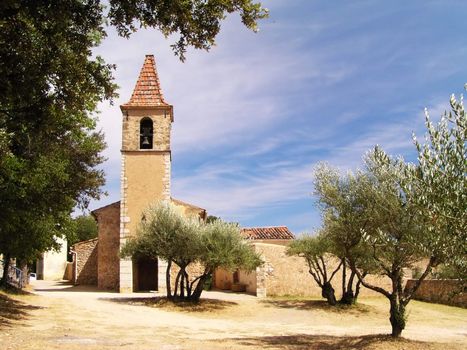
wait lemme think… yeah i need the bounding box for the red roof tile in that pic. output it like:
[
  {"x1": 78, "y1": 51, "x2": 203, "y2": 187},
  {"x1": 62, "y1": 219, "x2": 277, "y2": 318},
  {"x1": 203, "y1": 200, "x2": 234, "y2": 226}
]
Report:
[
  {"x1": 122, "y1": 55, "x2": 169, "y2": 107},
  {"x1": 241, "y1": 226, "x2": 295, "y2": 240}
]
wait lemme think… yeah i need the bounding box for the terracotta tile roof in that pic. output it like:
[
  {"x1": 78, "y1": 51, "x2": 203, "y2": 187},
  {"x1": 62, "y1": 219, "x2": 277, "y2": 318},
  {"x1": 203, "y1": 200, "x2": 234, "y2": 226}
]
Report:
[
  {"x1": 122, "y1": 55, "x2": 169, "y2": 107},
  {"x1": 241, "y1": 226, "x2": 295, "y2": 240}
]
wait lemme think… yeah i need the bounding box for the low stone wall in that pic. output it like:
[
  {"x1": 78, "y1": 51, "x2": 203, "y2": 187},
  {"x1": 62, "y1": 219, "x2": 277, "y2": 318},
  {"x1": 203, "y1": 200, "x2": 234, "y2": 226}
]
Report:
[
  {"x1": 253, "y1": 242, "x2": 392, "y2": 298},
  {"x1": 73, "y1": 238, "x2": 98, "y2": 285},
  {"x1": 405, "y1": 279, "x2": 466, "y2": 308}
]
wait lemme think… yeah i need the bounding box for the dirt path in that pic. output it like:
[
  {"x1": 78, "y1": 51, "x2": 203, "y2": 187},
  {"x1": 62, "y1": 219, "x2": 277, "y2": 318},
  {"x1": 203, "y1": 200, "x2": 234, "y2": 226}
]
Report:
[{"x1": 1, "y1": 280, "x2": 466, "y2": 349}]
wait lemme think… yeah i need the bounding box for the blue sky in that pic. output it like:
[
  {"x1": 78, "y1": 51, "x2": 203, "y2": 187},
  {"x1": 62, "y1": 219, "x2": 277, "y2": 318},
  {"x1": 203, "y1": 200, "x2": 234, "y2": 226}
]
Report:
[{"x1": 90, "y1": 0, "x2": 467, "y2": 234}]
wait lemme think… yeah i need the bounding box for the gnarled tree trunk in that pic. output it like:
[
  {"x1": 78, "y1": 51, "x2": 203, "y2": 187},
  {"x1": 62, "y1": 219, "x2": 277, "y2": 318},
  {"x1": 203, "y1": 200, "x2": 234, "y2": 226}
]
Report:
[
  {"x1": 1, "y1": 254, "x2": 11, "y2": 286},
  {"x1": 389, "y1": 297, "x2": 406, "y2": 337},
  {"x1": 322, "y1": 281, "x2": 337, "y2": 305}
]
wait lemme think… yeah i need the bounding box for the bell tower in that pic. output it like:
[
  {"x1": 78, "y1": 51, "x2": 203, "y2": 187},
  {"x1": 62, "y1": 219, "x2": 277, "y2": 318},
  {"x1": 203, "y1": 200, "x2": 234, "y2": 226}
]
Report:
[{"x1": 119, "y1": 55, "x2": 173, "y2": 293}]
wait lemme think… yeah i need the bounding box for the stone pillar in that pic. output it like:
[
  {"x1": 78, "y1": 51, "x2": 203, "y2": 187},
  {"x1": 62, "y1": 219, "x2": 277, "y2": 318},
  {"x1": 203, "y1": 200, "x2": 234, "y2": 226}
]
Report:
[
  {"x1": 119, "y1": 259, "x2": 133, "y2": 293},
  {"x1": 162, "y1": 153, "x2": 171, "y2": 200},
  {"x1": 119, "y1": 153, "x2": 133, "y2": 293},
  {"x1": 158, "y1": 258, "x2": 168, "y2": 294}
]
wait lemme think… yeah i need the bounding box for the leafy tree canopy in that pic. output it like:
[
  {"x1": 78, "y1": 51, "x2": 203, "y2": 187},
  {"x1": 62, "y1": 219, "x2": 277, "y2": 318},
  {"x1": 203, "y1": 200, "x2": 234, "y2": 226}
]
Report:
[
  {"x1": 69, "y1": 215, "x2": 98, "y2": 246},
  {"x1": 0, "y1": 0, "x2": 267, "y2": 281}
]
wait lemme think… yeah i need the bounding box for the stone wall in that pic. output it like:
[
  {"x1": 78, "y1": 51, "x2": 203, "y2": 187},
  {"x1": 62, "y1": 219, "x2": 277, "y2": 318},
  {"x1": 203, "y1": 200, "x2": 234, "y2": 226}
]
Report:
[
  {"x1": 253, "y1": 242, "x2": 392, "y2": 298},
  {"x1": 119, "y1": 106, "x2": 172, "y2": 293},
  {"x1": 94, "y1": 202, "x2": 120, "y2": 291},
  {"x1": 405, "y1": 279, "x2": 466, "y2": 308},
  {"x1": 170, "y1": 261, "x2": 206, "y2": 292},
  {"x1": 73, "y1": 238, "x2": 98, "y2": 286},
  {"x1": 121, "y1": 108, "x2": 172, "y2": 152}
]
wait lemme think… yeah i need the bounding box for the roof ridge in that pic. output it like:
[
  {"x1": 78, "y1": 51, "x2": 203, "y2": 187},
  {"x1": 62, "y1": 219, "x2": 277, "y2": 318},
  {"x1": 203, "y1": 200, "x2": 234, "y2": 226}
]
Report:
[
  {"x1": 242, "y1": 225, "x2": 288, "y2": 229},
  {"x1": 122, "y1": 54, "x2": 169, "y2": 107}
]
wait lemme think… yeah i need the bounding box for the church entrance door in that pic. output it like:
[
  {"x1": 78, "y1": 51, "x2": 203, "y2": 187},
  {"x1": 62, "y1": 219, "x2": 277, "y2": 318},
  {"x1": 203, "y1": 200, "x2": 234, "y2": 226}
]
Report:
[{"x1": 136, "y1": 257, "x2": 158, "y2": 291}]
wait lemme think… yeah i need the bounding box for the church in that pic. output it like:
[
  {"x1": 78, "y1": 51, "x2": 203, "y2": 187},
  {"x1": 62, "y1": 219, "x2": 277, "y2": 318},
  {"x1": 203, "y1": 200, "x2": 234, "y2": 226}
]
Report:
[
  {"x1": 77, "y1": 55, "x2": 207, "y2": 293},
  {"x1": 70, "y1": 55, "x2": 300, "y2": 296}
]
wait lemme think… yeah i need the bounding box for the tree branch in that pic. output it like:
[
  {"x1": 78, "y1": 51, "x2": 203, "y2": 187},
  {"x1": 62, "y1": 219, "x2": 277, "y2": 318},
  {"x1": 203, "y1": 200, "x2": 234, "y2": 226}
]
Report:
[
  {"x1": 403, "y1": 256, "x2": 437, "y2": 305},
  {"x1": 329, "y1": 259, "x2": 343, "y2": 282},
  {"x1": 353, "y1": 264, "x2": 391, "y2": 298}
]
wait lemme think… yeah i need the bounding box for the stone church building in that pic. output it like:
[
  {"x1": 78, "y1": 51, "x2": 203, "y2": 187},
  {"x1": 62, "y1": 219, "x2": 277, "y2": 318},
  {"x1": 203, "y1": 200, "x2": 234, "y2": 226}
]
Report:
[
  {"x1": 71, "y1": 55, "x2": 391, "y2": 298},
  {"x1": 76, "y1": 55, "x2": 206, "y2": 293}
]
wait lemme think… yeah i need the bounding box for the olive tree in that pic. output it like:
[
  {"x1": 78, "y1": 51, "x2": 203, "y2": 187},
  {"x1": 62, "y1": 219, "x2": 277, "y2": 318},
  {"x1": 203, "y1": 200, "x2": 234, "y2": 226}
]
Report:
[
  {"x1": 121, "y1": 201, "x2": 262, "y2": 302},
  {"x1": 313, "y1": 164, "x2": 373, "y2": 305},
  {"x1": 351, "y1": 148, "x2": 441, "y2": 337},
  {"x1": 190, "y1": 220, "x2": 262, "y2": 301},
  {"x1": 287, "y1": 233, "x2": 342, "y2": 305},
  {"x1": 313, "y1": 146, "x2": 455, "y2": 337},
  {"x1": 411, "y1": 92, "x2": 467, "y2": 279}
]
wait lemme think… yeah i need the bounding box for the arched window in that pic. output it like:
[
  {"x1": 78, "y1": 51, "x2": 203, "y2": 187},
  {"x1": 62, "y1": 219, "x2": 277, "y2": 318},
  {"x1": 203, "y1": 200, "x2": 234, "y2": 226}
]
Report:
[{"x1": 140, "y1": 118, "x2": 153, "y2": 149}]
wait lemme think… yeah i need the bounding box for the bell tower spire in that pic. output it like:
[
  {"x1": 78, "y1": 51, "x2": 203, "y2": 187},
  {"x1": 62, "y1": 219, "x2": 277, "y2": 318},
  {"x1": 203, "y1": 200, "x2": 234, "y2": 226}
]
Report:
[
  {"x1": 123, "y1": 54, "x2": 170, "y2": 108},
  {"x1": 119, "y1": 54, "x2": 173, "y2": 293}
]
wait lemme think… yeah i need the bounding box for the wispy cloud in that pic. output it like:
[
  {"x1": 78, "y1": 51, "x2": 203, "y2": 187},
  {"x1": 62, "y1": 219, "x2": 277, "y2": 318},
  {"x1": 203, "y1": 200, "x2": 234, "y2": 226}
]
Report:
[{"x1": 87, "y1": 0, "x2": 467, "y2": 235}]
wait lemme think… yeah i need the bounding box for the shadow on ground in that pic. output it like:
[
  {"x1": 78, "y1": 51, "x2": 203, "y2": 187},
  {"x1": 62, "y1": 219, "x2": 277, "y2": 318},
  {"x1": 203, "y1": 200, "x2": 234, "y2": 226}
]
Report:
[
  {"x1": 222, "y1": 333, "x2": 449, "y2": 350},
  {"x1": 101, "y1": 296, "x2": 238, "y2": 313},
  {"x1": 261, "y1": 298, "x2": 373, "y2": 314},
  {"x1": 0, "y1": 289, "x2": 43, "y2": 328},
  {"x1": 32, "y1": 281, "x2": 111, "y2": 293}
]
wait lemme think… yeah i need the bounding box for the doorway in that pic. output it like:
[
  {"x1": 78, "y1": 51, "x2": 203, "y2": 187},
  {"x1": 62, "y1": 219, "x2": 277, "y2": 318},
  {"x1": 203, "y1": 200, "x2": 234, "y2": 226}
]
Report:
[{"x1": 135, "y1": 257, "x2": 158, "y2": 291}]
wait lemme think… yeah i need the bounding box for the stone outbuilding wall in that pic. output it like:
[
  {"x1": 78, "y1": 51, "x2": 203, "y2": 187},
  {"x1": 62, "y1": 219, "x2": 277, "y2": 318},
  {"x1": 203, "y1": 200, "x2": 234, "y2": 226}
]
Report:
[
  {"x1": 254, "y1": 242, "x2": 392, "y2": 298},
  {"x1": 72, "y1": 238, "x2": 98, "y2": 285},
  {"x1": 214, "y1": 242, "x2": 393, "y2": 298},
  {"x1": 405, "y1": 279, "x2": 466, "y2": 307},
  {"x1": 93, "y1": 202, "x2": 120, "y2": 291}
]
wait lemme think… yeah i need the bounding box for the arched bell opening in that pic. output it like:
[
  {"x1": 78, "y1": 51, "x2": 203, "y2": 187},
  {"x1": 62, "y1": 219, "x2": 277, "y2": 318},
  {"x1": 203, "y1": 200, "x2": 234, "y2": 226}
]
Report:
[{"x1": 139, "y1": 117, "x2": 154, "y2": 149}]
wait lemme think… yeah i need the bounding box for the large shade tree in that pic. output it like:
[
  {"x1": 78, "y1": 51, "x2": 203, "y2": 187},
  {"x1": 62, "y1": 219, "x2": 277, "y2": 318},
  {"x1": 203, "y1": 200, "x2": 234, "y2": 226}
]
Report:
[{"x1": 0, "y1": 0, "x2": 267, "y2": 284}]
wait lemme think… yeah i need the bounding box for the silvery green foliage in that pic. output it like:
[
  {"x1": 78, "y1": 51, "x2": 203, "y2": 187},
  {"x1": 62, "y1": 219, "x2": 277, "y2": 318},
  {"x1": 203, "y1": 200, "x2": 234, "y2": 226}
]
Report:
[
  {"x1": 121, "y1": 201, "x2": 262, "y2": 300},
  {"x1": 201, "y1": 219, "x2": 262, "y2": 272},
  {"x1": 412, "y1": 92, "x2": 466, "y2": 278},
  {"x1": 121, "y1": 201, "x2": 202, "y2": 264}
]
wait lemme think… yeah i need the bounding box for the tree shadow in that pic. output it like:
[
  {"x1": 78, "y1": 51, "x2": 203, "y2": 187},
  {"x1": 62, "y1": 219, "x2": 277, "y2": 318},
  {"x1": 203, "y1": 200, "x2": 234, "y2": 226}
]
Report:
[
  {"x1": 100, "y1": 295, "x2": 238, "y2": 313},
  {"x1": 32, "y1": 280, "x2": 111, "y2": 293},
  {"x1": 0, "y1": 292, "x2": 43, "y2": 328},
  {"x1": 261, "y1": 298, "x2": 374, "y2": 314},
  {"x1": 229, "y1": 333, "x2": 445, "y2": 350}
]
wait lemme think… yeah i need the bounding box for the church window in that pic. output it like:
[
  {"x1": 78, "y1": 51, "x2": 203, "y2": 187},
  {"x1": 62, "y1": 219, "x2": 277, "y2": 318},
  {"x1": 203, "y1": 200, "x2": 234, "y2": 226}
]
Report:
[{"x1": 140, "y1": 118, "x2": 153, "y2": 149}]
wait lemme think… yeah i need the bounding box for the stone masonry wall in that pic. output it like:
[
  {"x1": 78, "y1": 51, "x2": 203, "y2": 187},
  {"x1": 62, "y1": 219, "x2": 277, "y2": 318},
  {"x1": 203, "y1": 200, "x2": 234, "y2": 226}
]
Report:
[
  {"x1": 405, "y1": 279, "x2": 466, "y2": 308},
  {"x1": 95, "y1": 202, "x2": 120, "y2": 291},
  {"x1": 169, "y1": 262, "x2": 206, "y2": 293},
  {"x1": 253, "y1": 242, "x2": 392, "y2": 298},
  {"x1": 121, "y1": 109, "x2": 172, "y2": 151},
  {"x1": 119, "y1": 107, "x2": 172, "y2": 293},
  {"x1": 73, "y1": 238, "x2": 98, "y2": 286}
]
